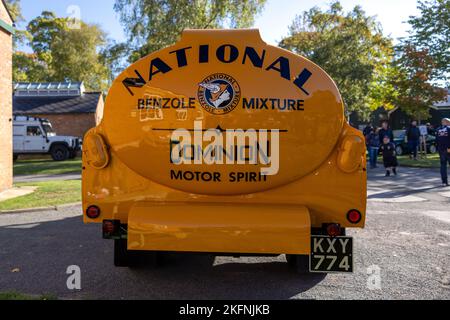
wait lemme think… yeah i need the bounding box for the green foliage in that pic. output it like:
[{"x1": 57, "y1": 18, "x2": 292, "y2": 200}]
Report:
[
  {"x1": 407, "y1": 0, "x2": 450, "y2": 79},
  {"x1": 12, "y1": 11, "x2": 109, "y2": 92},
  {"x1": 4, "y1": 0, "x2": 22, "y2": 21},
  {"x1": 12, "y1": 52, "x2": 48, "y2": 82},
  {"x1": 0, "y1": 292, "x2": 57, "y2": 300},
  {"x1": 0, "y1": 180, "x2": 81, "y2": 211},
  {"x1": 114, "y1": 0, "x2": 267, "y2": 62},
  {"x1": 5, "y1": 0, "x2": 31, "y2": 48},
  {"x1": 387, "y1": 43, "x2": 447, "y2": 120},
  {"x1": 279, "y1": 1, "x2": 393, "y2": 118},
  {"x1": 13, "y1": 158, "x2": 82, "y2": 176}
]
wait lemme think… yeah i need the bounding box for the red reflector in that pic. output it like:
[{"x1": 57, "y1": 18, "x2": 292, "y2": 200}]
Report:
[
  {"x1": 326, "y1": 224, "x2": 341, "y2": 237},
  {"x1": 86, "y1": 206, "x2": 101, "y2": 219},
  {"x1": 347, "y1": 209, "x2": 362, "y2": 224},
  {"x1": 103, "y1": 220, "x2": 115, "y2": 234}
]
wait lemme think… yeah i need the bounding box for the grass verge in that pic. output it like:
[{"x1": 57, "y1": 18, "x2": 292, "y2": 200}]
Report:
[
  {"x1": 0, "y1": 180, "x2": 81, "y2": 211},
  {"x1": 0, "y1": 292, "x2": 56, "y2": 300},
  {"x1": 14, "y1": 158, "x2": 82, "y2": 176},
  {"x1": 397, "y1": 153, "x2": 440, "y2": 168}
]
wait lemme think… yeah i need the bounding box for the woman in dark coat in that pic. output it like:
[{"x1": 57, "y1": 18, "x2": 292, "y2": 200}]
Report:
[{"x1": 380, "y1": 136, "x2": 398, "y2": 176}]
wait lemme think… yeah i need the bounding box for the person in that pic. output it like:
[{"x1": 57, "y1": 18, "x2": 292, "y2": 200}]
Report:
[
  {"x1": 406, "y1": 121, "x2": 421, "y2": 160},
  {"x1": 380, "y1": 135, "x2": 398, "y2": 177},
  {"x1": 367, "y1": 128, "x2": 381, "y2": 169},
  {"x1": 378, "y1": 121, "x2": 394, "y2": 143},
  {"x1": 363, "y1": 124, "x2": 373, "y2": 137},
  {"x1": 426, "y1": 123, "x2": 436, "y2": 137},
  {"x1": 363, "y1": 124, "x2": 374, "y2": 152},
  {"x1": 436, "y1": 118, "x2": 450, "y2": 187}
]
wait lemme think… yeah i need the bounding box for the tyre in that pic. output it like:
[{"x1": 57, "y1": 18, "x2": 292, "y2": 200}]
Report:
[
  {"x1": 114, "y1": 239, "x2": 162, "y2": 268},
  {"x1": 395, "y1": 145, "x2": 403, "y2": 156},
  {"x1": 286, "y1": 254, "x2": 310, "y2": 274},
  {"x1": 429, "y1": 145, "x2": 437, "y2": 154},
  {"x1": 50, "y1": 145, "x2": 70, "y2": 161}
]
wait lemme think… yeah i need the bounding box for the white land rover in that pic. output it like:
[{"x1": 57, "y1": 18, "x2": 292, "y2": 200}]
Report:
[{"x1": 13, "y1": 116, "x2": 81, "y2": 161}]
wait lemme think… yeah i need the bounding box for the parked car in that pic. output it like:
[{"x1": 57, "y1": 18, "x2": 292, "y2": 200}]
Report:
[
  {"x1": 393, "y1": 130, "x2": 437, "y2": 156},
  {"x1": 13, "y1": 116, "x2": 81, "y2": 161}
]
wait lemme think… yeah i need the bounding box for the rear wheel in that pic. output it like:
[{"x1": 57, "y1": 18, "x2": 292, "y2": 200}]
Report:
[
  {"x1": 286, "y1": 254, "x2": 310, "y2": 274},
  {"x1": 50, "y1": 145, "x2": 70, "y2": 161},
  {"x1": 395, "y1": 145, "x2": 403, "y2": 156},
  {"x1": 429, "y1": 145, "x2": 437, "y2": 154}
]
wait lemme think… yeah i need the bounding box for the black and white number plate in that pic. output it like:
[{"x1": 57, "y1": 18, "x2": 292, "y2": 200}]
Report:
[{"x1": 310, "y1": 236, "x2": 353, "y2": 273}]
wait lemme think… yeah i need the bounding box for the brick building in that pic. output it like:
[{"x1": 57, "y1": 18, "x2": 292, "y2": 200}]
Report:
[
  {"x1": 13, "y1": 82, "x2": 104, "y2": 138},
  {"x1": 0, "y1": 0, "x2": 13, "y2": 192}
]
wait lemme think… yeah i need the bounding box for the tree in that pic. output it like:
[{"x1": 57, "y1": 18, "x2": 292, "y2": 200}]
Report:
[
  {"x1": 13, "y1": 11, "x2": 110, "y2": 91},
  {"x1": 4, "y1": 0, "x2": 22, "y2": 21},
  {"x1": 279, "y1": 1, "x2": 393, "y2": 119},
  {"x1": 5, "y1": 0, "x2": 31, "y2": 48},
  {"x1": 50, "y1": 22, "x2": 109, "y2": 91},
  {"x1": 12, "y1": 52, "x2": 48, "y2": 82},
  {"x1": 388, "y1": 43, "x2": 447, "y2": 120},
  {"x1": 407, "y1": 0, "x2": 450, "y2": 80},
  {"x1": 114, "y1": 0, "x2": 267, "y2": 62}
]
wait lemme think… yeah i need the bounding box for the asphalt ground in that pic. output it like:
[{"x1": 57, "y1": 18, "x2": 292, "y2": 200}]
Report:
[{"x1": 0, "y1": 166, "x2": 449, "y2": 300}]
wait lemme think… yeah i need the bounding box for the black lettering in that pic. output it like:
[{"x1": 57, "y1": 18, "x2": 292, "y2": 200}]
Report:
[
  {"x1": 162, "y1": 98, "x2": 170, "y2": 108},
  {"x1": 217, "y1": 44, "x2": 239, "y2": 63},
  {"x1": 242, "y1": 47, "x2": 266, "y2": 68},
  {"x1": 184, "y1": 171, "x2": 194, "y2": 181},
  {"x1": 199, "y1": 45, "x2": 209, "y2": 63},
  {"x1": 260, "y1": 98, "x2": 269, "y2": 109},
  {"x1": 189, "y1": 97, "x2": 196, "y2": 108},
  {"x1": 169, "y1": 46, "x2": 192, "y2": 67},
  {"x1": 137, "y1": 99, "x2": 145, "y2": 109},
  {"x1": 170, "y1": 170, "x2": 183, "y2": 180},
  {"x1": 171, "y1": 98, "x2": 181, "y2": 109},
  {"x1": 293, "y1": 68, "x2": 312, "y2": 95},
  {"x1": 123, "y1": 70, "x2": 146, "y2": 96},
  {"x1": 149, "y1": 58, "x2": 172, "y2": 81},
  {"x1": 266, "y1": 56, "x2": 291, "y2": 80},
  {"x1": 243, "y1": 98, "x2": 255, "y2": 109}
]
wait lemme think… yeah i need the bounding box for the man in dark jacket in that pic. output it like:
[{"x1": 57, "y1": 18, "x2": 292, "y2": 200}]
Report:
[
  {"x1": 378, "y1": 121, "x2": 394, "y2": 143},
  {"x1": 406, "y1": 121, "x2": 421, "y2": 160},
  {"x1": 436, "y1": 118, "x2": 450, "y2": 186}
]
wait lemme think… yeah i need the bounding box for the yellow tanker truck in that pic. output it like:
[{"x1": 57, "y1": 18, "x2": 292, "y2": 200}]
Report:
[{"x1": 82, "y1": 29, "x2": 367, "y2": 273}]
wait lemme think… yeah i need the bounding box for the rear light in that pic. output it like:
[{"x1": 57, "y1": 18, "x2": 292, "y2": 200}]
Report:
[
  {"x1": 347, "y1": 209, "x2": 362, "y2": 224},
  {"x1": 326, "y1": 223, "x2": 342, "y2": 237},
  {"x1": 103, "y1": 220, "x2": 121, "y2": 239},
  {"x1": 86, "y1": 205, "x2": 101, "y2": 219},
  {"x1": 103, "y1": 220, "x2": 115, "y2": 234}
]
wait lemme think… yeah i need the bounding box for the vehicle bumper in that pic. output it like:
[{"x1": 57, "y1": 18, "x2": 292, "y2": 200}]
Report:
[{"x1": 127, "y1": 203, "x2": 311, "y2": 255}]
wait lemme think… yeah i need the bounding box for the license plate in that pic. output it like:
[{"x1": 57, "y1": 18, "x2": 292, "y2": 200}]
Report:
[{"x1": 310, "y1": 236, "x2": 353, "y2": 273}]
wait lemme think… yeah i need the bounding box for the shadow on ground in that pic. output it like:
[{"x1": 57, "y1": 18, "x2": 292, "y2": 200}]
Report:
[{"x1": 0, "y1": 216, "x2": 326, "y2": 300}]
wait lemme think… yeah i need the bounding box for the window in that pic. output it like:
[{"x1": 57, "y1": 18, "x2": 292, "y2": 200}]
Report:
[{"x1": 27, "y1": 126, "x2": 42, "y2": 136}]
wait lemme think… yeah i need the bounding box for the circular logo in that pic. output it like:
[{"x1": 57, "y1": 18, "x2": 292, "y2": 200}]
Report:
[{"x1": 198, "y1": 73, "x2": 241, "y2": 115}]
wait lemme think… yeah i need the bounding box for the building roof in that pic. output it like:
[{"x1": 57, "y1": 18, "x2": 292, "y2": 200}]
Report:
[
  {"x1": 14, "y1": 81, "x2": 85, "y2": 97},
  {"x1": 13, "y1": 92, "x2": 102, "y2": 115}
]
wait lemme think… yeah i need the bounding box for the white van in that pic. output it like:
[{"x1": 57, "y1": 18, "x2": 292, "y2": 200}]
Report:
[{"x1": 13, "y1": 116, "x2": 81, "y2": 161}]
